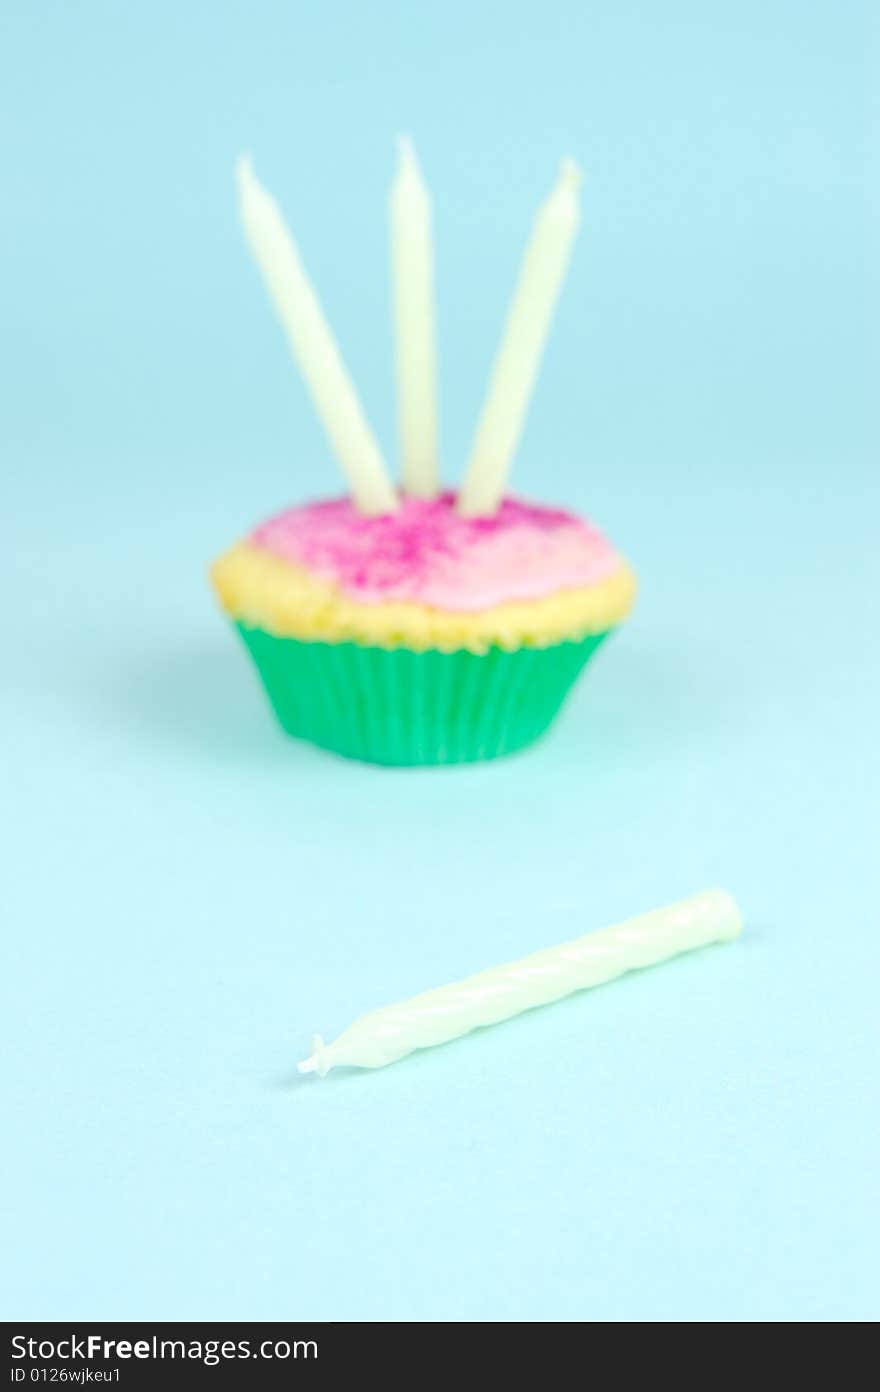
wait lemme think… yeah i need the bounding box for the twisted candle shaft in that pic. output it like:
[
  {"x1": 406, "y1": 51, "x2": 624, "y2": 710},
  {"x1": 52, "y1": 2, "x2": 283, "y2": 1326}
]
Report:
[{"x1": 298, "y1": 890, "x2": 741, "y2": 1076}]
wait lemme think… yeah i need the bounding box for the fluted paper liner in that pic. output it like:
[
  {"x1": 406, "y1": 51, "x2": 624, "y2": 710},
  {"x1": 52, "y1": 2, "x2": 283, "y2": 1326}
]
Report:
[{"x1": 234, "y1": 623, "x2": 613, "y2": 766}]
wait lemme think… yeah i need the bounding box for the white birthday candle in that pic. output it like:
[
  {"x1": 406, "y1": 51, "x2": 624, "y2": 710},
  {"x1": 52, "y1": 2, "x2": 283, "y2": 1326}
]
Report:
[
  {"x1": 236, "y1": 157, "x2": 399, "y2": 516},
  {"x1": 457, "y1": 158, "x2": 582, "y2": 518},
  {"x1": 298, "y1": 890, "x2": 742, "y2": 1076},
  {"x1": 390, "y1": 137, "x2": 440, "y2": 497}
]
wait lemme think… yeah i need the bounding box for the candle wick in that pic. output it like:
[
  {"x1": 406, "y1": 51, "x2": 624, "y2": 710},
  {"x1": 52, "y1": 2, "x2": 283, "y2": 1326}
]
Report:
[
  {"x1": 236, "y1": 153, "x2": 255, "y2": 192},
  {"x1": 297, "y1": 1034, "x2": 329, "y2": 1077},
  {"x1": 396, "y1": 133, "x2": 417, "y2": 170},
  {"x1": 559, "y1": 156, "x2": 583, "y2": 189}
]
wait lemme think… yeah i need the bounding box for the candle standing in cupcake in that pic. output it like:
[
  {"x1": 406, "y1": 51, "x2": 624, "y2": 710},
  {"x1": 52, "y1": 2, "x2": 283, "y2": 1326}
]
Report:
[{"x1": 211, "y1": 144, "x2": 636, "y2": 766}]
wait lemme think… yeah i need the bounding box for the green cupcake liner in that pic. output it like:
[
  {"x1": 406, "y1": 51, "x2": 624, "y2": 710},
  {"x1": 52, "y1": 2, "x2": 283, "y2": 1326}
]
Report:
[{"x1": 235, "y1": 624, "x2": 613, "y2": 766}]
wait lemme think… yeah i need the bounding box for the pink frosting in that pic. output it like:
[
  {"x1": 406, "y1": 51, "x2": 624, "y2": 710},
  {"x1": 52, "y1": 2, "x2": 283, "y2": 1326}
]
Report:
[{"x1": 250, "y1": 492, "x2": 621, "y2": 612}]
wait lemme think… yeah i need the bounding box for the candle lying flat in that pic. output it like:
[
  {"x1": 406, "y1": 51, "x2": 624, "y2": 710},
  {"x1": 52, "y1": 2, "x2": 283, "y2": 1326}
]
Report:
[
  {"x1": 298, "y1": 890, "x2": 742, "y2": 1076},
  {"x1": 390, "y1": 137, "x2": 440, "y2": 498},
  {"x1": 457, "y1": 158, "x2": 582, "y2": 518},
  {"x1": 236, "y1": 157, "x2": 398, "y2": 516}
]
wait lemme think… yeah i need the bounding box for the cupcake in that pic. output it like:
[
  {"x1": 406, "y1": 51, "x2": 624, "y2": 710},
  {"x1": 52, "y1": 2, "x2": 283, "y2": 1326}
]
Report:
[
  {"x1": 211, "y1": 493, "x2": 634, "y2": 765},
  {"x1": 215, "y1": 149, "x2": 636, "y2": 764}
]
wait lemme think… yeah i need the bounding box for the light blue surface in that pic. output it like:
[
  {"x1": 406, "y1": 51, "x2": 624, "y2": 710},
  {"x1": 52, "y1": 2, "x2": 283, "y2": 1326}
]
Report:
[{"x1": 2, "y1": 1, "x2": 878, "y2": 1322}]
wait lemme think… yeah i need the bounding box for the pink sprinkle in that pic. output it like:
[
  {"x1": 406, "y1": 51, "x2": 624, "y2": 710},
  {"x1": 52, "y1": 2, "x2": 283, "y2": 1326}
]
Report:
[{"x1": 251, "y1": 491, "x2": 621, "y2": 612}]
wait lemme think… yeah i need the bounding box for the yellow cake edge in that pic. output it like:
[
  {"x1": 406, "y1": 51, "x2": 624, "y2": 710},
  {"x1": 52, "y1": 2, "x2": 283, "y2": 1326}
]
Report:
[{"x1": 210, "y1": 541, "x2": 637, "y2": 654}]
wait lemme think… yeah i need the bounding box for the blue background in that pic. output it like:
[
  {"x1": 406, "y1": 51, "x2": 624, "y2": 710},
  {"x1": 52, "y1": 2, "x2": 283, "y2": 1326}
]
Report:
[{"x1": 2, "y1": 1, "x2": 877, "y2": 1322}]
